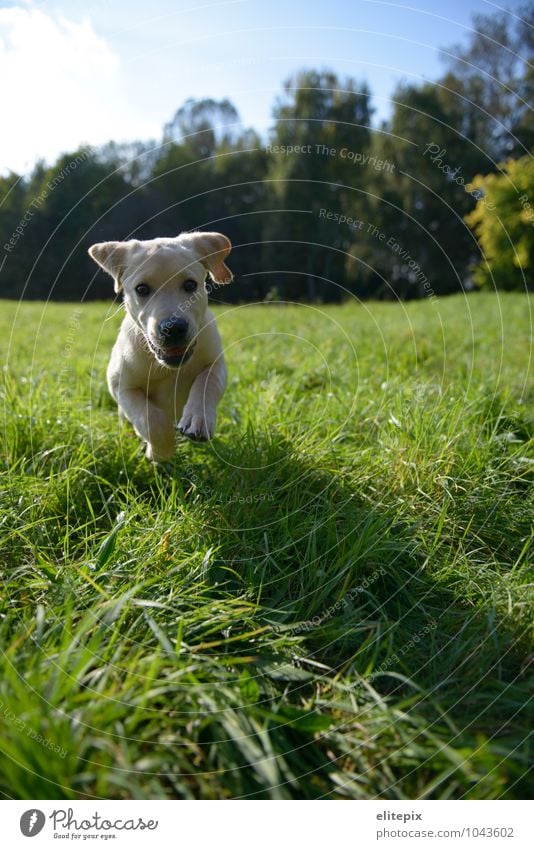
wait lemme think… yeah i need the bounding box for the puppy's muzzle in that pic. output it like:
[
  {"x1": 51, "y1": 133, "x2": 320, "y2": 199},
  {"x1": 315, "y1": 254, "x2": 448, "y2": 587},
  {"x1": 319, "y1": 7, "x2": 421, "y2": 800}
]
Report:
[{"x1": 150, "y1": 316, "x2": 195, "y2": 367}]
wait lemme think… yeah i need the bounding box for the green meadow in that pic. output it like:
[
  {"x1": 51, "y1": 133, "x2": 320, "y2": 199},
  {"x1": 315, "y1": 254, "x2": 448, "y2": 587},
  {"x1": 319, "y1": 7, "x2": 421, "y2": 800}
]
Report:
[{"x1": 0, "y1": 292, "x2": 532, "y2": 799}]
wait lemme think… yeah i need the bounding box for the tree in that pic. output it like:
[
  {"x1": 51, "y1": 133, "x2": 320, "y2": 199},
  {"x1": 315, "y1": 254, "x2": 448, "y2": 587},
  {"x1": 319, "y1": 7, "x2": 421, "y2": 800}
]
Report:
[
  {"x1": 344, "y1": 81, "x2": 487, "y2": 299},
  {"x1": 265, "y1": 69, "x2": 373, "y2": 300},
  {"x1": 342, "y1": 3, "x2": 534, "y2": 300},
  {"x1": 440, "y1": 4, "x2": 534, "y2": 160},
  {"x1": 0, "y1": 149, "x2": 151, "y2": 300},
  {"x1": 96, "y1": 140, "x2": 162, "y2": 187},
  {"x1": 0, "y1": 172, "x2": 29, "y2": 297},
  {"x1": 465, "y1": 154, "x2": 534, "y2": 291},
  {"x1": 163, "y1": 98, "x2": 241, "y2": 158}
]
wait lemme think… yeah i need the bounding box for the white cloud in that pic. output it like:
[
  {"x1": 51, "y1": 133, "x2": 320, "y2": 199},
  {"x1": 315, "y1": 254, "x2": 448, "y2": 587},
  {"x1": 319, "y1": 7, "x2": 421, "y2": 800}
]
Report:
[{"x1": 0, "y1": 4, "x2": 158, "y2": 174}]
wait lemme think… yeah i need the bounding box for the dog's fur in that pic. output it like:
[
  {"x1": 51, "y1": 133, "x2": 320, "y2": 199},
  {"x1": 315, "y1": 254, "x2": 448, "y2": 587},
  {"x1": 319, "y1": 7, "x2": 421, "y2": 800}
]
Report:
[{"x1": 89, "y1": 232, "x2": 233, "y2": 461}]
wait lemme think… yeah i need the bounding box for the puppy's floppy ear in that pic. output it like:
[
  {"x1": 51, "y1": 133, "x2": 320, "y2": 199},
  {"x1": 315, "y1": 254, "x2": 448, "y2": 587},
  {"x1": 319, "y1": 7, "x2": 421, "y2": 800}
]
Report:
[
  {"x1": 88, "y1": 241, "x2": 131, "y2": 293},
  {"x1": 179, "y1": 231, "x2": 233, "y2": 284}
]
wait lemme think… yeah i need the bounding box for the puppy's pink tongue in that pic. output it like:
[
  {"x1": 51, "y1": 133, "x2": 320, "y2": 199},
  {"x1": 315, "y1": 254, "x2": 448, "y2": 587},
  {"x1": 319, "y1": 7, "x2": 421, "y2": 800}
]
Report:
[{"x1": 164, "y1": 346, "x2": 187, "y2": 356}]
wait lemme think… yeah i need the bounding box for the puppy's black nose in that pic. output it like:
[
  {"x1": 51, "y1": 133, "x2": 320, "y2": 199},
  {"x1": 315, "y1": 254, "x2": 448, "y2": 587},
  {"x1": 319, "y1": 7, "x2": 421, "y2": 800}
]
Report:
[{"x1": 159, "y1": 316, "x2": 189, "y2": 343}]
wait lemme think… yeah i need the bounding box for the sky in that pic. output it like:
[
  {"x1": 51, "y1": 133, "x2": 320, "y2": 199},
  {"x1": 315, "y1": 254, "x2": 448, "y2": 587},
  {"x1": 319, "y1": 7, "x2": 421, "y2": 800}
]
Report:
[{"x1": 0, "y1": 0, "x2": 526, "y2": 175}]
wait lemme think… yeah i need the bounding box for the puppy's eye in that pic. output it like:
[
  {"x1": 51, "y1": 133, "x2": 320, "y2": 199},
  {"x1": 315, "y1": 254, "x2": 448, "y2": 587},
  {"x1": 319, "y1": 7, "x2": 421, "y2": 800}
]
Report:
[
  {"x1": 183, "y1": 279, "x2": 197, "y2": 293},
  {"x1": 135, "y1": 283, "x2": 151, "y2": 297}
]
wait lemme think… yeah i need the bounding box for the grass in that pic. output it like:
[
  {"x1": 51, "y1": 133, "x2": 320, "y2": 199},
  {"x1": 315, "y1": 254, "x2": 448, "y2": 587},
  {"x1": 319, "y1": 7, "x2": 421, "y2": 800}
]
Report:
[{"x1": 0, "y1": 291, "x2": 532, "y2": 800}]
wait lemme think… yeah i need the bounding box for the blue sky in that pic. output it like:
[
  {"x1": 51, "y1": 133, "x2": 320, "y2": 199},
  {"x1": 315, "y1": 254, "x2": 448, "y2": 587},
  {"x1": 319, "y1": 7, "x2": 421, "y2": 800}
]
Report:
[{"x1": 0, "y1": 0, "x2": 525, "y2": 174}]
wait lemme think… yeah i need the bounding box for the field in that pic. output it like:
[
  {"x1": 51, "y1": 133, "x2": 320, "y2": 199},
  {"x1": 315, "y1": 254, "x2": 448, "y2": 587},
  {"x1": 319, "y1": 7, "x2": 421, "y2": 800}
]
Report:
[{"x1": 0, "y1": 292, "x2": 532, "y2": 800}]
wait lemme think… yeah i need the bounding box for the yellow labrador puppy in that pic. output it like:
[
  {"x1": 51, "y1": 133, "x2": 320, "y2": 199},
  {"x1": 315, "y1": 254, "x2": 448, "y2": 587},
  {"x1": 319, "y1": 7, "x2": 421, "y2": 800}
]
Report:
[{"x1": 89, "y1": 232, "x2": 232, "y2": 461}]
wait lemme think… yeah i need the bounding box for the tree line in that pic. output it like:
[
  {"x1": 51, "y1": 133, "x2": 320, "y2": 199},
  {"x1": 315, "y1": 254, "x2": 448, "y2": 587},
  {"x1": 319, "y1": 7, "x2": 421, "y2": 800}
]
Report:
[{"x1": 1, "y1": 5, "x2": 532, "y2": 303}]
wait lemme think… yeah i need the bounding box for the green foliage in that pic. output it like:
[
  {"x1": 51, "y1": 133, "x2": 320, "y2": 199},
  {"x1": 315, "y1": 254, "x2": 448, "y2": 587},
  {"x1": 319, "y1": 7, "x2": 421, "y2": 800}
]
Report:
[
  {"x1": 0, "y1": 148, "x2": 152, "y2": 300},
  {"x1": 466, "y1": 155, "x2": 534, "y2": 291},
  {"x1": 439, "y1": 3, "x2": 534, "y2": 158},
  {"x1": 0, "y1": 294, "x2": 532, "y2": 799},
  {"x1": 164, "y1": 97, "x2": 241, "y2": 157},
  {"x1": 0, "y1": 6, "x2": 532, "y2": 302},
  {"x1": 344, "y1": 81, "x2": 487, "y2": 299},
  {"x1": 265, "y1": 69, "x2": 373, "y2": 301}
]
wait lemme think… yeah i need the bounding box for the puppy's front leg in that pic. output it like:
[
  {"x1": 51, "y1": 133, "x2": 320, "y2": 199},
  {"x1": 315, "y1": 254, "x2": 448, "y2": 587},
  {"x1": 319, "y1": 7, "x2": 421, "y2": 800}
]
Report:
[
  {"x1": 178, "y1": 360, "x2": 227, "y2": 441},
  {"x1": 116, "y1": 387, "x2": 176, "y2": 461}
]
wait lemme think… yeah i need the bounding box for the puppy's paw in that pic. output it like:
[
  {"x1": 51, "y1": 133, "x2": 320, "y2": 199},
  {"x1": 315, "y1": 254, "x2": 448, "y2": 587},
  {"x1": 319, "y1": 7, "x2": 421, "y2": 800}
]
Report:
[{"x1": 178, "y1": 409, "x2": 216, "y2": 441}]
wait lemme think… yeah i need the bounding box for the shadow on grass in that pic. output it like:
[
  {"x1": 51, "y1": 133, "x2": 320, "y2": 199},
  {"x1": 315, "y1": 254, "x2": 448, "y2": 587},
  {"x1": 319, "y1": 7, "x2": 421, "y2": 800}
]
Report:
[{"x1": 159, "y1": 432, "x2": 533, "y2": 790}]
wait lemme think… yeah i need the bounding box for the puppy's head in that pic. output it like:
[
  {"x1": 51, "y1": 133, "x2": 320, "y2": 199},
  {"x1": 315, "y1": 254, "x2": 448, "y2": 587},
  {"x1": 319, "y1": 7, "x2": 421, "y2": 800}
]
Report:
[{"x1": 89, "y1": 232, "x2": 232, "y2": 368}]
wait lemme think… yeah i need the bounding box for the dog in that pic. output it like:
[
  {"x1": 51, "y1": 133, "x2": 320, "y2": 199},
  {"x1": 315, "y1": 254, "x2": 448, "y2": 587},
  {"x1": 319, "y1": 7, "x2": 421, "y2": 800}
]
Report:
[{"x1": 88, "y1": 231, "x2": 233, "y2": 461}]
